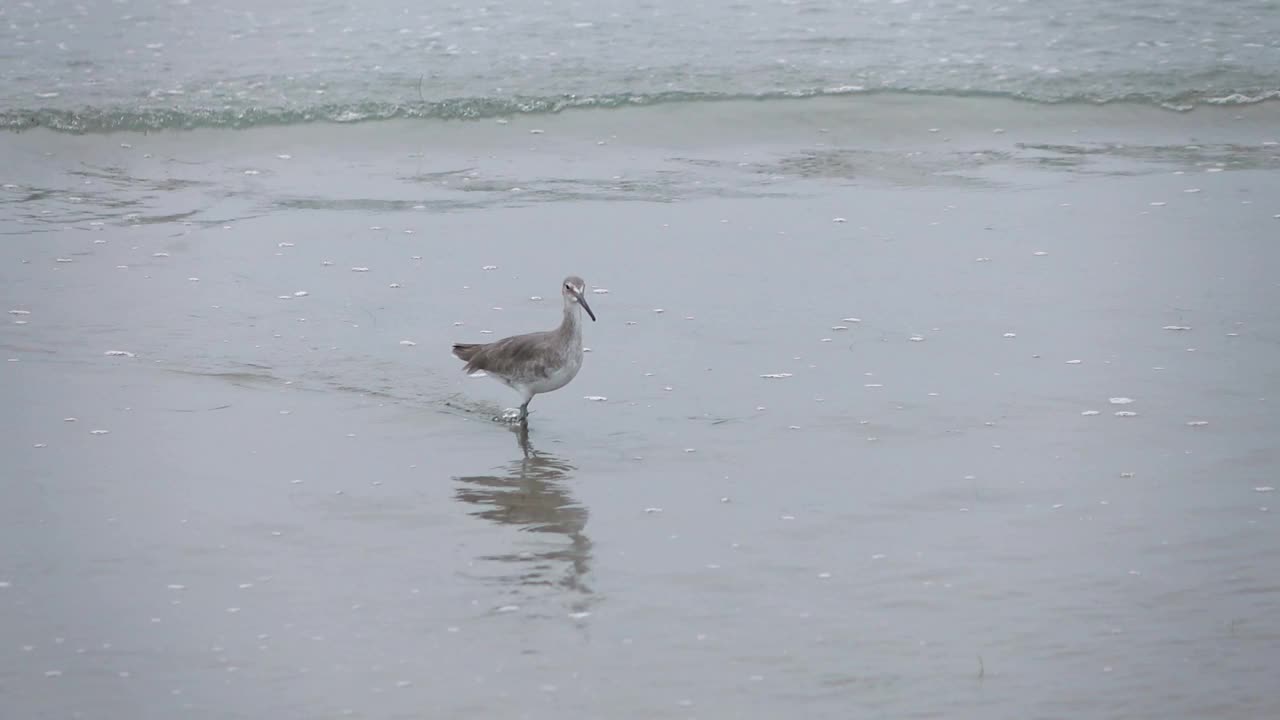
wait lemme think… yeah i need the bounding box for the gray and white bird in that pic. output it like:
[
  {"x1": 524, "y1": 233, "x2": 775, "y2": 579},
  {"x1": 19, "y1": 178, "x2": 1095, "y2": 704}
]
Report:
[{"x1": 452, "y1": 275, "x2": 597, "y2": 424}]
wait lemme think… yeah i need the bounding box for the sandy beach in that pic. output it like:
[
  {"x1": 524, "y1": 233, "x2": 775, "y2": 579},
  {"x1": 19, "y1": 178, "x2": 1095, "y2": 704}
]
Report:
[{"x1": 3, "y1": 95, "x2": 1280, "y2": 719}]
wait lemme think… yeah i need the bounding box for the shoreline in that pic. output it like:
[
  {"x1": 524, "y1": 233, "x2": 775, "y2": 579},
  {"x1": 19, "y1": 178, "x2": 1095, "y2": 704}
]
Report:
[
  {"x1": 4, "y1": 91, "x2": 1280, "y2": 141},
  {"x1": 3, "y1": 86, "x2": 1279, "y2": 719}
]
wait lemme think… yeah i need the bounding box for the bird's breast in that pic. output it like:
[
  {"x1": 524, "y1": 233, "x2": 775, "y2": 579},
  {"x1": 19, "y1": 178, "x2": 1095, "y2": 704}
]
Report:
[{"x1": 525, "y1": 348, "x2": 582, "y2": 394}]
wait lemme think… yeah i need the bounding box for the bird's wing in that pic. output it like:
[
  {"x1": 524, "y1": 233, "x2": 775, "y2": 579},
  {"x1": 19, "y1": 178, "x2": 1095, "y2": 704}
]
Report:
[{"x1": 463, "y1": 331, "x2": 558, "y2": 380}]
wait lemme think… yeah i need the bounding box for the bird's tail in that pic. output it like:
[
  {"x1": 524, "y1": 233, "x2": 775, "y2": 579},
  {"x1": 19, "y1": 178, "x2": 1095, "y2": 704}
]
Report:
[{"x1": 451, "y1": 342, "x2": 483, "y2": 367}]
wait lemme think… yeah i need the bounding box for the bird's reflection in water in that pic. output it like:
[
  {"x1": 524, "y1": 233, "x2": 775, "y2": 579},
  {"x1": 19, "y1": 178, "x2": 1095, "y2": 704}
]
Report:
[{"x1": 453, "y1": 424, "x2": 593, "y2": 612}]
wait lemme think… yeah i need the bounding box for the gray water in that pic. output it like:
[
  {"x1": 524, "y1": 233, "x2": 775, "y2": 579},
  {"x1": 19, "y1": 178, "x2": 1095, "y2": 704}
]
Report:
[
  {"x1": 2, "y1": 0, "x2": 1279, "y2": 131},
  {"x1": 3, "y1": 2, "x2": 1280, "y2": 719}
]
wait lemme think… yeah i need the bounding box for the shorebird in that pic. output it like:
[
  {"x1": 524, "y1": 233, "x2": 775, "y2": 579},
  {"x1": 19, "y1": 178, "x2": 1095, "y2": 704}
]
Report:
[{"x1": 452, "y1": 275, "x2": 597, "y2": 424}]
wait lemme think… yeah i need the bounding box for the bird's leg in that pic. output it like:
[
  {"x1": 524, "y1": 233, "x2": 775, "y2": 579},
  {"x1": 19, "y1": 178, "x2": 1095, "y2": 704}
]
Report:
[{"x1": 518, "y1": 400, "x2": 530, "y2": 424}]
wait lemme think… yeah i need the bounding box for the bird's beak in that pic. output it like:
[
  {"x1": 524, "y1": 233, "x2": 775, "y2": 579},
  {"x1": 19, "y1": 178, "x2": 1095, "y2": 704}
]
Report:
[{"x1": 572, "y1": 288, "x2": 597, "y2": 321}]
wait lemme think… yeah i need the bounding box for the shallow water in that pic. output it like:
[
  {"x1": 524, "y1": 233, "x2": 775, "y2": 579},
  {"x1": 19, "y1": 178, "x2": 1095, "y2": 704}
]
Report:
[{"x1": 3, "y1": 97, "x2": 1280, "y2": 718}]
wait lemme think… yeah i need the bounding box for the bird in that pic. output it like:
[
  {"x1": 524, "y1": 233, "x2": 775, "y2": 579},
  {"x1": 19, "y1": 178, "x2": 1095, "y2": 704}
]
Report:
[{"x1": 452, "y1": 275, "x2": 597, "y2": 424}]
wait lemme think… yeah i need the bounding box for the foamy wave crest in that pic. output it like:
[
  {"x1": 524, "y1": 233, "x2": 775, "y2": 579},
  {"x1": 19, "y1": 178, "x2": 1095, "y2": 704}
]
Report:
[
  {"x1": 2, "y1": 86, "x2": 1277, "y2": 134},
  {"x1": 1203, "y1": 90, "x2": 1280, "y2": 105}
]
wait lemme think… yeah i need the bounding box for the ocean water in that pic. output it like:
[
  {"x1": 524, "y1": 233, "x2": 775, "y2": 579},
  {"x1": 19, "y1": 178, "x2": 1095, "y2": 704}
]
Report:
[
  {"x1": 5, "y1": 3, "x2": 1280, "y2": 719},
  {"x1": 2, "y1": 0, "x2": 1278, "y2": 132}
]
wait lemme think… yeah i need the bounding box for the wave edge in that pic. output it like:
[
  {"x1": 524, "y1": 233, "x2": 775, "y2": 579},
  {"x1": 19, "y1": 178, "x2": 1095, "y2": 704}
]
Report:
[{"x1": 4, "y1": 87, "x2": 1278, "y2": 134}]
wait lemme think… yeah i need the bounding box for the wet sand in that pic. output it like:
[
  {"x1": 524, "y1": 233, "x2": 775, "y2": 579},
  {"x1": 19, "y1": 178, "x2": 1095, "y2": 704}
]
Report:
[{"x1": 3, "y1": 96, "x2": 1280, "y2": 719}]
